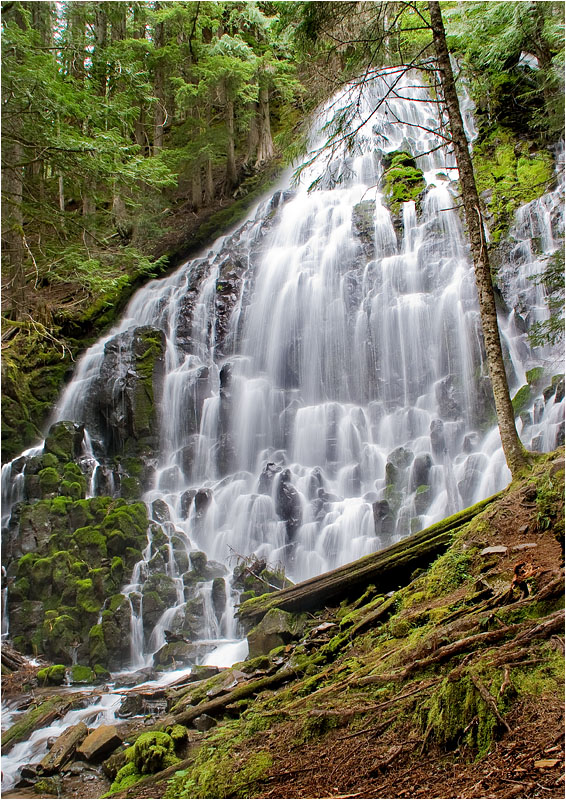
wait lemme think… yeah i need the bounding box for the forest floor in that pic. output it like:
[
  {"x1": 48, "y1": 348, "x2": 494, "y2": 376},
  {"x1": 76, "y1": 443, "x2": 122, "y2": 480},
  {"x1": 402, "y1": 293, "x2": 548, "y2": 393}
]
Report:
[{"x1": 2, "y1": 450, "x2": 564, "y2": 800}]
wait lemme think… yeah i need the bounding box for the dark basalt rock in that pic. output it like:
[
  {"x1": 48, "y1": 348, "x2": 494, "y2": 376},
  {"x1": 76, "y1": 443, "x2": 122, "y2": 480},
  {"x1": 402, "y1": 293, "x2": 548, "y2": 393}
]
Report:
[
  {"x1": 372, "y1": 500, "x2": 395, "y2": 539},
  {"x1": 275, "y1": 469, "x2": 302, "y2": 541},
  {"x1": 258, "y1": 461, "x2": 281, "y2": 495},
  {"x1": 409, "y1": 453, "x2": 433, "y2": 493},
  {"x1": 430, "y1": 419, "x2": 446, "y2": 459}
]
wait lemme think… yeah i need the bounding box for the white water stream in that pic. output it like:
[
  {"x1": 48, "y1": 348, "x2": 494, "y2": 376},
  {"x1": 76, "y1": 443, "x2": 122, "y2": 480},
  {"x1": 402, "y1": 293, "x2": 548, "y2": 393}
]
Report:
[{"x1": 1, "y1": 70, "x2": 564, "y2": 791}]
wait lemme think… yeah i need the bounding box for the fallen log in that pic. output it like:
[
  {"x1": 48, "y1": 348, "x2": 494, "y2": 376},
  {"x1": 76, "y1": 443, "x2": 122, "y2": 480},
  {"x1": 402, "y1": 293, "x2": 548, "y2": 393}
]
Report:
[
  {"x1": 2, "y1": 693, "x2": 87, "y2": 754},
  {"x1": 159, "y1": 668, "x2": 296, "y2": 729},
  {"x1": 238, "y1": 493, "x2": 502, "y2": 624}
]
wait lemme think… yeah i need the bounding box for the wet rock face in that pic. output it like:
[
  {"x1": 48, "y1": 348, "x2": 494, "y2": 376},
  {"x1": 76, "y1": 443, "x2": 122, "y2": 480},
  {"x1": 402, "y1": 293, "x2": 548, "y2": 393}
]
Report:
[
  {"x1": 6, "y1": 497, "x2": 148, "y2": 669},
  {"x1": 88, "y1": 326, "x2": 165, "y2": 460},
  {"x1": 214, "y1": 256, "x2": 247, "y2": 357},
  {"x1": 275, "y1": 469, "x2": 302, "y2": 541}
]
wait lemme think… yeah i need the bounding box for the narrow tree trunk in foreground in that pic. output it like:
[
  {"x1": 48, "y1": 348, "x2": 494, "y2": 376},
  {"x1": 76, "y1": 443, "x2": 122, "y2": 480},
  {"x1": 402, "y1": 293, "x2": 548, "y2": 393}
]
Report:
[{"x1": 428, "y1": 1, "x2": 527, "y2": 477}]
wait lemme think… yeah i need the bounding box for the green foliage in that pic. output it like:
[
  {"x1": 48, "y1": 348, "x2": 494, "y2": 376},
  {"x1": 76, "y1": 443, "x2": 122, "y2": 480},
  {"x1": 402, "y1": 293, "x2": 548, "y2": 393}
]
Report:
[
  {"x1": 449, "y1": 1, "x2": 565, "y2": 140},
  {"x1": 382, "y1": 152, "x2": 426, "y2": 214},
  {"x1": 528, "y1": 250, "x2": 565, "y2": 347},
  {"x1": 474, "y1": 128, "x2": 554, "y2": 240}
]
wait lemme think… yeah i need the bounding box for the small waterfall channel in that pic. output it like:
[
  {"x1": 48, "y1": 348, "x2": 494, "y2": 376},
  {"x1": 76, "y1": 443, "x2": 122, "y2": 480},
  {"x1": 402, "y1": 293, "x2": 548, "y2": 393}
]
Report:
[{"x1": 1, "y1": 71, "x2": 564, "y2": 790}]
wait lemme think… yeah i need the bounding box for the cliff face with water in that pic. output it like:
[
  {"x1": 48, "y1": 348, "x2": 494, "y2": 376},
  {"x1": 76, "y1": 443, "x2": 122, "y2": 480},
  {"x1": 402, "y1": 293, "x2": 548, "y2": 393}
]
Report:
[{"x1": 1, "y1": 70, "x2": 564, "y2": 680}]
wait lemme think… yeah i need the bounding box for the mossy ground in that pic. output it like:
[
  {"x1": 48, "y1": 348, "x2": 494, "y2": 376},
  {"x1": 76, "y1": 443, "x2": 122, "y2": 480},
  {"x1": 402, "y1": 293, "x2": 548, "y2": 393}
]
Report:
[{"x1": 108, "y1": 450, "x2": 565, "y2": 800}]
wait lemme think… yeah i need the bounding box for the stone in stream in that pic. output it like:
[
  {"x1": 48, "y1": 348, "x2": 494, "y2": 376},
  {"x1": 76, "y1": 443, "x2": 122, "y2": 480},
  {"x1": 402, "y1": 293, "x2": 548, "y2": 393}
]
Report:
[
  {"x1": 117, "y1": 694, "x2": 145, "y2": 718},
  {"x1": 76, "y1": 724, "x2": 122, "y2": 761},
  {"x1": 38, "y1": 721, "x2": 88, "y2": 774}
]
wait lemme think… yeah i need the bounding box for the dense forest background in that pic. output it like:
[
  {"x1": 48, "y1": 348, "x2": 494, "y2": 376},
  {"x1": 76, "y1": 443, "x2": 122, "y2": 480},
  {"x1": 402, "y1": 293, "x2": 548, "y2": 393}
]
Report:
[{"x1": 1, "y1": 0, "x2": 564, "y2": 461}]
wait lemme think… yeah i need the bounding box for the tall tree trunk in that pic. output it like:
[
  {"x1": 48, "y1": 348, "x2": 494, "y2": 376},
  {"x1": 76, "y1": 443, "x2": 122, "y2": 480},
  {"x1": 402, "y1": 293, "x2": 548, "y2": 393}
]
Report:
[
  {"x1": 1, "y1": 4, "x2": 27, "y2": 315},
  {"x1": 223, "y1": 81, "x2": 237, "y2": 191},
  {"x1": 255, "y1": 80, "x2": 274, "y2": 167},
  {"x1": 1, "y1": 138, "x2": 25, "y2": 314},
  {"x1": 245, "y1": 102, "x2": 259, "y2": 166},
  {"x1": 428, "y1": 1, "x2": 527, "y2": 477},
  {"x1": 153, "y1": 7, "x2": 166, "y2": 153},
  {"x1": 92, "y1": 6, "x2": 108, "y2": 96},
  {"x1": 204, "y1": 157, "x2": 214, "y2": 206},
  {"x1": 68, "y1": 2, "x2": 85, "y2": 80}
]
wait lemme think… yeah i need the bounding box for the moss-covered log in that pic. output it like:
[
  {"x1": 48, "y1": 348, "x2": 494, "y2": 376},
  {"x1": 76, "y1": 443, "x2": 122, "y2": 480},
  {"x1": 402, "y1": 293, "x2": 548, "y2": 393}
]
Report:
[{"x1": 238, "y1": 493, "x2": 502, "y2": 625}]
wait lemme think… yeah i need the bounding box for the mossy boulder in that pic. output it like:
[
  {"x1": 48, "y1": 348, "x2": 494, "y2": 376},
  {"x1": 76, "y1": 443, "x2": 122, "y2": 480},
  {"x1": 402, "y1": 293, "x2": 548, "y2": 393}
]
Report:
[
  {"x1": 382, "y1": 151, "x2": 425, "y2": 215},
  {"x1": 37, "y1": 664, "x2": 67, "y2": 686},
  {"x1": 44, "y1": 421, "x2": 85, "y2": 463},
  {"x1": 247, "y1": 608, "x2": 306, "y2": 658},
  {"x1": 132, "y1": 731, "x2": 179, "y2": 774}
]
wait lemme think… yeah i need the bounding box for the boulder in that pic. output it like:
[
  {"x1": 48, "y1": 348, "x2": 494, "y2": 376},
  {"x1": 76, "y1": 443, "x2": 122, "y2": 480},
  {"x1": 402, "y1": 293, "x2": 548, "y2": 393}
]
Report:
[
  {"x1": 76, "y1": 724, "x2": 122, "y2": 762},
  {"x1": 193, "y1": 713, "x2": 217, "y2": 732},
  {"x1": 153, "y1": 641, "x2": 196, "y2": 668},
  {"x1": 151, "y1": 499, "x2": 170, "y2": 524},
  {"x1": 39, "y1": 722, "x2": 88, "y2": 774},
  {"x1": 44, "y1": 421, "x2": 84, "y2": 462},
  {"x1": 247, "y1": 607, "x2": 305, "y2": 658}
]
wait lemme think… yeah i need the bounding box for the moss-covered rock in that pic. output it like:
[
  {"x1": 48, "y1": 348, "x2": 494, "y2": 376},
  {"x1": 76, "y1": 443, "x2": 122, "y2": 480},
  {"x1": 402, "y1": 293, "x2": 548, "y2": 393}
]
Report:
[
  {"x1": 382, "y1": 151, "x2": 426, "y2": 215},
  {"x1": 474, "y1": 127, "x2": 555, "y2": 241},
  {"x1": 132, "y1": 731, "x2": 179, "y2": 774},
  {"x1": 43, "y1": 421, "x2": 84, "y2": 463},
  {"x1": 37, "y1": 664, "x2": 67, "y2": 686}
]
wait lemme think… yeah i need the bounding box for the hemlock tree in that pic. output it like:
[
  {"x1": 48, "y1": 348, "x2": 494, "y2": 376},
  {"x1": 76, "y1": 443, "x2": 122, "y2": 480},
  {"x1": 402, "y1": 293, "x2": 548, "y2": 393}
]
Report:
[
  {"x1": 428, "y1": 1, "x2": 528, "y2": 476},
  {"x1": 289, "y1": 0, "x2": 532, "y2": 478}
]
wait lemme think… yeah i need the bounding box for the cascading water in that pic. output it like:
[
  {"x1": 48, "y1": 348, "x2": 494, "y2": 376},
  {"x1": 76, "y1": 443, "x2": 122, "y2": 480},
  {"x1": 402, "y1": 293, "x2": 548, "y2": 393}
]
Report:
[{"x1": 2, "y1": 70, "x2": 564, "y2": 675}]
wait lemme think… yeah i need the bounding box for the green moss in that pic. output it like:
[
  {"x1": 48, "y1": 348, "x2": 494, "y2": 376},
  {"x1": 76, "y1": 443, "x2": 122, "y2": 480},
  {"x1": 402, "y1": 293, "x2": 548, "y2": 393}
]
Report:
[
  {"x1": 512, "y1": 384, "x2": 532, "y2": 415},
  {"x1": 37, "y1": 664, "x2": 67, "y2": 685},
  {"x1": 382, "y1": 152, "x2": 425, "y2": 214},
  {"x1": 419, "y1": 670, "x2": 499, "y2": 758},
  {"x1": 89, "y1": 623, "x2": 108, "y2": 666},
  {"x1": 60, "y1": 479, "x2": 85, "y2": 500},
  {"x1": 70, "y1": 664, "x2": 94, "y2": 684},
  {"x1": 38, "y1": 467, "x2": 60, "y2": 496},
  {"x1": 131, "y1": 731, "x2": 179, "y2": 775},
  {"x1": 73, "y1": 526, "x2": 107, "y2": 565},
  {"x1": 167, "y1": 742, "x2": 272, "y2": 799},
  {"x1": 33, "y1": 778, "x2": 59, "y2": 795},
  {"x1": 423, "y1": 543, "x2": 475, "y2": 600},
  {"x1": 526, "y1": 366, "x2": 545, "y2": 385},
  {"x1": 474, "y1": 128, "x2": 554, "y2": 241},
  {"x1": 109, "y1": 761, "x2": 142, "y2": 794},
  {"x1": 76, "y1": 578, "x2": 102, "y2": 614}
]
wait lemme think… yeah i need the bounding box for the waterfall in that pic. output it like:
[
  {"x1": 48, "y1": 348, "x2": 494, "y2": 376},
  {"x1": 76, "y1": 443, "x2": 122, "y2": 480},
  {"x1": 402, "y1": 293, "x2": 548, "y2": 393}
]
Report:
[{"x1": 2, "y1": 70, "x2": 564, "y2": 668}]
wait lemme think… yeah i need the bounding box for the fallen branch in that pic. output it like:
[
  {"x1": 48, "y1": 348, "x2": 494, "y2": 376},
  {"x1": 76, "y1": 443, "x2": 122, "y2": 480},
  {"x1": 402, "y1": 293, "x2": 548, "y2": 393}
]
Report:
[
  {"x1": 160, "y1": 668, "x2": 296, "y2": 729},
  {"x1": 470, "y1": 672, "x2": 511, "y2": 734}
]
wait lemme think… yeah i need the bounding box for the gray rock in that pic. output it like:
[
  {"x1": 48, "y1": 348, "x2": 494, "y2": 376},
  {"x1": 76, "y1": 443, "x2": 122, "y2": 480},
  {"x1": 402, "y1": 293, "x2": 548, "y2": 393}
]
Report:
[
  {"x1": 247, "y1": 608, "x2": 305, "y2": 658},
  {"x1": 193, "y1": 713, "x2": 218, "y2": 732},
  {"x1": 480, "y1": 545, "x2": 508, "y2": 556}
]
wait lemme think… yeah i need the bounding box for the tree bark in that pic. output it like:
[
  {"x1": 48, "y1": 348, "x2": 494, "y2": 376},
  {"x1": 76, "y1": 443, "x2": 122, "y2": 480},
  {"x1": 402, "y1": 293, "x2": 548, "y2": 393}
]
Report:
[
  {"x1": 255, "y1": 80, "x2": 274, "y2": 167},
  {"x1": 223, "y1": 81, "x2": 238, "y2": 191},
  {"x1": 153, "y1": 7, "x2": 166, "y2": 153},
  {"x1": 428, "y1": 1, "x2": 527, "y2": 477}
]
